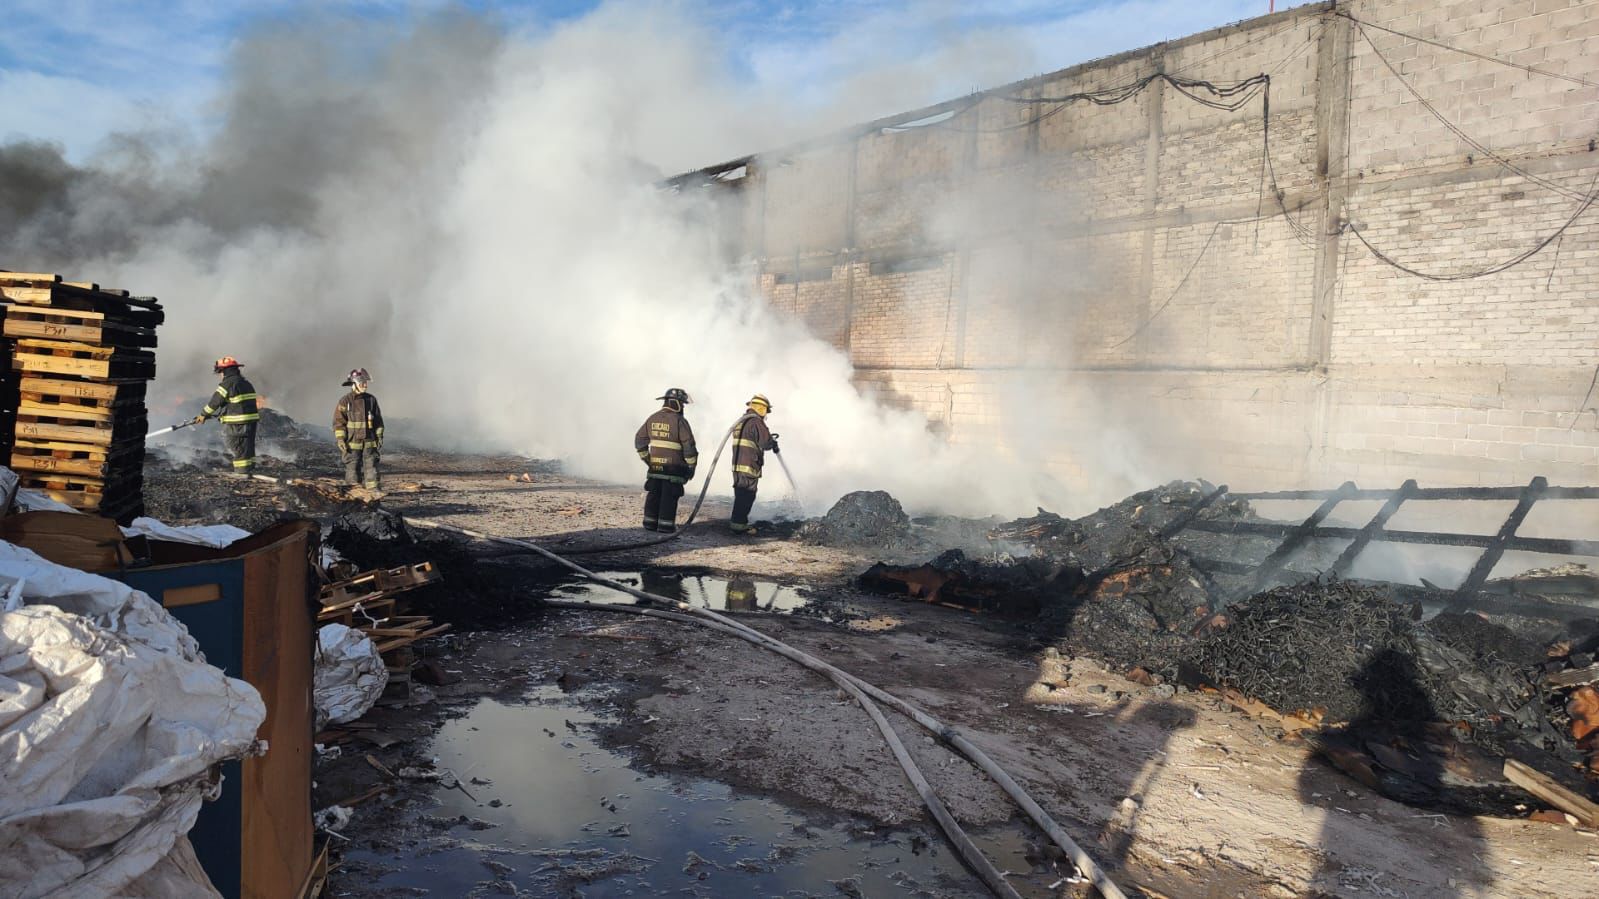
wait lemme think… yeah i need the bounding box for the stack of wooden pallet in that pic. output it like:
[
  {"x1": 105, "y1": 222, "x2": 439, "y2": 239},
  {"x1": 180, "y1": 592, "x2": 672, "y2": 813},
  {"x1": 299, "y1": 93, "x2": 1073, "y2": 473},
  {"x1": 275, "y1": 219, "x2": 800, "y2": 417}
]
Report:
[
  {"x1": 0, "y1": 272, "x2": 162, "y2": 521},
  {"x1": 319, "y1": 562, "x2": 449, "y2": 688}
]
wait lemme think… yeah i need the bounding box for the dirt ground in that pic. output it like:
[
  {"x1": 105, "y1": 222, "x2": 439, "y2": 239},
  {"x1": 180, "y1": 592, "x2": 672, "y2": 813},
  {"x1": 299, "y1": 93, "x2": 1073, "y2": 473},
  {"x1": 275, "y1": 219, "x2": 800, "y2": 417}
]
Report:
[{"x1": 155, "y1": 449, "x2": 1599, "y2": 898}]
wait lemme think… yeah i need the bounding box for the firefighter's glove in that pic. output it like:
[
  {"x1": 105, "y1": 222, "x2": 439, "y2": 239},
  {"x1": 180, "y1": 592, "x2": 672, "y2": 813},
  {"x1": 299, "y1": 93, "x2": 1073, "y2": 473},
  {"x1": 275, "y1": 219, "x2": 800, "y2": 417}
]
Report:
[
  {"x1": 768, "y1": 434, "x2": 781, "y2": 455},
  {"x1": 336, "y1": 440, "x2": 349, "y2": 454},
  {"x1": 191, "y1": 415, "x2": 206, "y2": 425}
]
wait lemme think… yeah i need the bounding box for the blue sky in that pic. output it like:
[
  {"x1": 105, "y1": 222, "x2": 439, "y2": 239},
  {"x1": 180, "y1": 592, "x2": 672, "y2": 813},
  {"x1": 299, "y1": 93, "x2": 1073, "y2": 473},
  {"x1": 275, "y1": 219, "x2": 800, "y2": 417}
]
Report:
[{"x1": 0, "y1": 0, "x2": 1309, "y2": 159}]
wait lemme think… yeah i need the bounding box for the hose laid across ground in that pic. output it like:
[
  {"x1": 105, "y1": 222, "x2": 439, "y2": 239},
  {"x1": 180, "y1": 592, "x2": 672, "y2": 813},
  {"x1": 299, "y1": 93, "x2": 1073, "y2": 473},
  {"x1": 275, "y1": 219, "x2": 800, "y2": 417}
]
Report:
[
  {"x1": 543, "y1": 596, "x2": 1023, "y2": 899},
  {"x1": 405, "y1": 516, "x2": 1127, "y2": 899}
]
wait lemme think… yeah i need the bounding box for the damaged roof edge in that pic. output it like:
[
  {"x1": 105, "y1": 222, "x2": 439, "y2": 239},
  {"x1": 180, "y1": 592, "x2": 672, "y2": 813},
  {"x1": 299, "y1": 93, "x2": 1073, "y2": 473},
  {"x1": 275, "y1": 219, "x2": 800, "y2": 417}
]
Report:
[{"x1": 662, "y1": 1, "x2": 1332, "y2": 187}]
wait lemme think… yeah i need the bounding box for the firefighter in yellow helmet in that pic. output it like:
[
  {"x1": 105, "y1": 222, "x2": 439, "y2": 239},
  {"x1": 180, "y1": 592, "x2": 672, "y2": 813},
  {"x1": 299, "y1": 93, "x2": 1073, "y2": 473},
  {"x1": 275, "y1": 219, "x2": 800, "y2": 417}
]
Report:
[
  {"x1": 728, "y1": 393, "x2": 778, "y2": 535},
  {"x1": 192, "y1": 356, "x2": 259, "y2": 474}
]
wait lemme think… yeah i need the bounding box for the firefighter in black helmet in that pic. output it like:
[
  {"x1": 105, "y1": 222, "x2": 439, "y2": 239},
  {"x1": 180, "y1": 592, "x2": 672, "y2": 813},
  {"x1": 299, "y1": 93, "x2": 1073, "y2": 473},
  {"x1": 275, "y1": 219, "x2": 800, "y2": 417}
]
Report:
[
  {"x1": 634, "y1": 388, "x2": 698, "y2": 532},
  {"x1": 334, "y1": 368, "x2": 384, "y2": 490}
]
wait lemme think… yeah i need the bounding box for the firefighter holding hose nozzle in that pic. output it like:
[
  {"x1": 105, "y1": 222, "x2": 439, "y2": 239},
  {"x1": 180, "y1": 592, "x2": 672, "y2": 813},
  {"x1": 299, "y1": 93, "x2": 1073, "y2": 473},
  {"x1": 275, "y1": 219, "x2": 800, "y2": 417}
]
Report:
[
  {"x1": 192, "y1": 356, "x2": 259, "y2": 475},
  {"x1": 635, "y1": 388, "x2": 698, "y2": 533},
  {"x1": 729, "y1": 393, "x2": 778, "y2": 536}
]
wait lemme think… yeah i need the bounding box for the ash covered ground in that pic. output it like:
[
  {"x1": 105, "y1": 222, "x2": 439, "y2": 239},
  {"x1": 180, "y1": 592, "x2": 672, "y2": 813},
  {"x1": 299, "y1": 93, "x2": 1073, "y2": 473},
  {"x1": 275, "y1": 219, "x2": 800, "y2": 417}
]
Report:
[{"x1": 142, "y1": 430, "x2": 1599, "y2": 898}]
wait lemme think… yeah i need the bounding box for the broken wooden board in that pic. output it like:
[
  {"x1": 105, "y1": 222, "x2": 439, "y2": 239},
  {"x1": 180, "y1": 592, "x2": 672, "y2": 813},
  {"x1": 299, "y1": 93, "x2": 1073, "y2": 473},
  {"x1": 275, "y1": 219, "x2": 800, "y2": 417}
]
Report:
[
  {"x1": 372, "y1": 623, "x2": 451, "y2": 655},
  {"x1": 1546, "y1": 665, "x2": 1599, "y2": 689},
  {"x1": 316, "y1": 596, "x2": 396, "y2": 625},
  {"x1": 1503, "y1": 758, "x2": 1599, "y2": 828}
]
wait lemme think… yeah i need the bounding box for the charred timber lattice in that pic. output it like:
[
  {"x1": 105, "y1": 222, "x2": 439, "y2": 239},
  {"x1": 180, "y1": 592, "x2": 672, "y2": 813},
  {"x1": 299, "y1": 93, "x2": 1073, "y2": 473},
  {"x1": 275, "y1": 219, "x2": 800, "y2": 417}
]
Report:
[{"x1": 1175, "y1": 478, "x2": 1599, "y2": 601}]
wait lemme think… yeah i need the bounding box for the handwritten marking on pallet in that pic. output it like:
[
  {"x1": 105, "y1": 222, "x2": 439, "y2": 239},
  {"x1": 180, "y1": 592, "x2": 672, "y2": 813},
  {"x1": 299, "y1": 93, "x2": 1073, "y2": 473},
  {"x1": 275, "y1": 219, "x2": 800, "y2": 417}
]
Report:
[
  {"x1": 0, "y1": 286, "x2": 55, "y2": 304},
  {"x1": 13, "y1": 352, "x2": 154, "y2": 380},
  {"x1": 7, "y1": 451, "x2": 108, "y2": 478},
  {"x1": 5, "y1": 310, "x2": 152, "y2": 345},
  {"x1": 16, "y1": 420, "x2": 116, "y2": 446},
  {"x1": 18, "y1": 376, "x2": 137, "y2": 401}
]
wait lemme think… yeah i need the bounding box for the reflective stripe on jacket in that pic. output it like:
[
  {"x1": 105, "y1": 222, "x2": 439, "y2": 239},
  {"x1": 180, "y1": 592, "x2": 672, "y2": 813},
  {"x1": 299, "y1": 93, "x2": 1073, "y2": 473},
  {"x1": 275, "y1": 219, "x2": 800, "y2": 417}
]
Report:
[
  {"x1": 730, "y1": 413, "x2": 772, "y2": 480},
  {"x1": 634, "y1": 407, "x2": 698, "y2": 483},
  {"x1": 203, "y1": 372, "x2": 259, "y2": 424},
  {"x1": 333, "y1": 391, "x2": 385, "y2": 449}
]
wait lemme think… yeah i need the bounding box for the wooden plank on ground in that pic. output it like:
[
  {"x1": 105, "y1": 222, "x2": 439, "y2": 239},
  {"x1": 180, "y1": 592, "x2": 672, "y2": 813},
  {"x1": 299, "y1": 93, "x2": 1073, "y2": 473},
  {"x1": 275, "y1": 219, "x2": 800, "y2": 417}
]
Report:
[
  {"x1": 1546, "y1": 665, "x2": 1599, "y2": 689},
  {"x1": 1503, "y1": 759, "x2": 1599, "y2": 827}
]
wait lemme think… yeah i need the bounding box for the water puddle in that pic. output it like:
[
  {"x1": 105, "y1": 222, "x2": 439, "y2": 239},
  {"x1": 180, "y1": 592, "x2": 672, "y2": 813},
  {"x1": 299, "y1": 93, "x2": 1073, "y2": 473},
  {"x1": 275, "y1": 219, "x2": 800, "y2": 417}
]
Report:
[
  {"x1": 549, "y1": 570, "x2": 815, "y2": 613},
  {"x1": 339, "y1": 687, "x2": 1060, "y2": 897}
]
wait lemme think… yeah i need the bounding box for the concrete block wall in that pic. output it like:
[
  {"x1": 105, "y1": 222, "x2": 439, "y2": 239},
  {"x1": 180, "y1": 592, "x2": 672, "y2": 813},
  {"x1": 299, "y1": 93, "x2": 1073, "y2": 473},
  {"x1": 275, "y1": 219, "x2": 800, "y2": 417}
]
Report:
[{"x1": 703, "y1": 0, "x2": 1599, "y2": 504}]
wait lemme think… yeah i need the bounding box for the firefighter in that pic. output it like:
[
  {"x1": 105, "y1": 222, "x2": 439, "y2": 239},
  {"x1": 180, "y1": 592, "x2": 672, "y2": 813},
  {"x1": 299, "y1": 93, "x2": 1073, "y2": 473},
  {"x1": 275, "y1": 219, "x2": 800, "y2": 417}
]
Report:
[
  {"x1": 192, "y1": 356, "x2": 259, "y2": 474},
  {"x1": 728, "y1": 393, "x2": 779, "y2": 535},
  {"x1": 634, "y1": 388, "x2": 698, "y2": 532},
  {"x1": 724, "y1": 577, "x2": 758, "y2": 612},
  {"x1": 333, "y1": 368, "x2": 385, "y2": 490}
]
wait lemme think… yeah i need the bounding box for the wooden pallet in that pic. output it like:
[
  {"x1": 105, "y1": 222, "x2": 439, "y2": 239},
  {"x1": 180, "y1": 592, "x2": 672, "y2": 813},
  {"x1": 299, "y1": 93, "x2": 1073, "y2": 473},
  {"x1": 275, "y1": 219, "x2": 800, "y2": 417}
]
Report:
[
  {"x1": 3, "y1": 306, "x2": 157, "y2": 348},
  {"x1": 18, "y1": 395, "x2": 145, "y2": 422},
  {"x1": 18, "y1": 389, "x2": 144, "y2": 418},
  {"x1": 15, "y1": 410, "x2": 148, "y2": 446},
  {"x1": 8, "y1": 439, "x2": 143, "y2": 478},
  {"x1": 0, "y1": 271, "x2": 165, "y2": 326},
  {"x1": 318, "y1": 562, "x2": 440, "y2": 608},
  {"x1": 11, "y1": 339, "x2": 156, "y2": 381},
  {"x1": 17, "y1": 375, "x2": 145, "y2": 410},
  {"x1": 22, "y1": 483, "x2": 142, "y2": 514},
  {"x1": 17, "y1": 469, "x2": 142, "y2": 495}
]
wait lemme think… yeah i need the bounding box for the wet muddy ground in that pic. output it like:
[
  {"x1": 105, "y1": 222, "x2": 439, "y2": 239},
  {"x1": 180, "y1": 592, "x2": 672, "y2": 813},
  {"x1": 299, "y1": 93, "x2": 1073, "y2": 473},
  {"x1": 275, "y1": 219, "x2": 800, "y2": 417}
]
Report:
[{"x1": 143, "y1": 449, "x2": 1599, "y2": 897}]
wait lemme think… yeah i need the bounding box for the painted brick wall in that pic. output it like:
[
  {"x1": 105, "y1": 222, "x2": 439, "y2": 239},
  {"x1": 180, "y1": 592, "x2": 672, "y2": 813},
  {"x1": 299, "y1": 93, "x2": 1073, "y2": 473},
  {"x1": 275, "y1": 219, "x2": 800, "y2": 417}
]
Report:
[{"x1": 694, "y1": 0, "x2": 1599, "y2": 500}]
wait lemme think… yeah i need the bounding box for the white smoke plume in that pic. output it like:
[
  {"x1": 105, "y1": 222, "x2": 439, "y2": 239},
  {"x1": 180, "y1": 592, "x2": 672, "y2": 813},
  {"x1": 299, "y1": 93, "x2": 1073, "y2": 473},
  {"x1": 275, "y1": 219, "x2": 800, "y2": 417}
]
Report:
[{"x1": 0, "y1": 6, "x2": 1073, "y2": 517}]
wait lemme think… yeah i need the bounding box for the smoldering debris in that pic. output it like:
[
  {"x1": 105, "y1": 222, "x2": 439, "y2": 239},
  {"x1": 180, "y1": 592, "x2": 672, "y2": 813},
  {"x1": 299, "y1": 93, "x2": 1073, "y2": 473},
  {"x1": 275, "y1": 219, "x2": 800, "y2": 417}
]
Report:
[
  {"x1": 1189, "y1": 581, "x2": 1421, "y2": 724},
  {"x1": 323, "y1": 509, "x2": 558, "y2": 629},
  {"x1": 851, "y1": 481, "x2": 1599, "y2": 815},
  {"x1": 859, "y1": 549, "x2": 1077, "y2": 618},
  {"x1": 152, "y1": 399, "x2": 340, "y2": 471},
  {"x1": 800, "y1": 490, "x2": 912, "y2": 548}
]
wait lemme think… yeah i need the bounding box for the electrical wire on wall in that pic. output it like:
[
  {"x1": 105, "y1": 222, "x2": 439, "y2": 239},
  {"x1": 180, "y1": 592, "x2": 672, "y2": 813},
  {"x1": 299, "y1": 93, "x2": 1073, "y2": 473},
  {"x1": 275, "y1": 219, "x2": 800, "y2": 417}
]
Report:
[
  {"x1": 857, "y1": 10, "x2": 1599, "y2": 350},
  {"x1": 1335, "y1": 22, "x2": 1599, "y2": 281}
]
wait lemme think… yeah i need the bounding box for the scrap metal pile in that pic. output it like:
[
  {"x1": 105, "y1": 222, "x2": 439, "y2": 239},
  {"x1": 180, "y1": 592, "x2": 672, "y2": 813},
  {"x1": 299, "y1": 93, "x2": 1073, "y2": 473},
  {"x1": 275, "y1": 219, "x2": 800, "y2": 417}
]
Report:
[{"x1": 854, "y1": 481, "x2": 1599, "y2": 817}]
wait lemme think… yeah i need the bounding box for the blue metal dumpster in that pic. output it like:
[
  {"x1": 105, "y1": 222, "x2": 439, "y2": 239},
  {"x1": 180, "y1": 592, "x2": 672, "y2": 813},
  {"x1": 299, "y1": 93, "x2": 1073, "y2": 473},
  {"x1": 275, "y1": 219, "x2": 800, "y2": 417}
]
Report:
[{"x1": 111, "y1": 520, "x2": 320, "y2": 899}]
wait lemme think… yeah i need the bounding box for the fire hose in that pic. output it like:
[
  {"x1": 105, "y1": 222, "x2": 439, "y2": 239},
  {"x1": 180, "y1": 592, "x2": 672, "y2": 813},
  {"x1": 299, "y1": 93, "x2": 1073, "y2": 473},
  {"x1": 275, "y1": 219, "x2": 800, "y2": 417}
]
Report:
[
  {"x1": 560, "y1": 413, "x2": 800, "y2": 555},
  {"x1": 146, "y1": 419, "x2": 202, "y2": 439},
  {"x1": 404, "y1": 516, "x2": 1127, "y2": 899}
]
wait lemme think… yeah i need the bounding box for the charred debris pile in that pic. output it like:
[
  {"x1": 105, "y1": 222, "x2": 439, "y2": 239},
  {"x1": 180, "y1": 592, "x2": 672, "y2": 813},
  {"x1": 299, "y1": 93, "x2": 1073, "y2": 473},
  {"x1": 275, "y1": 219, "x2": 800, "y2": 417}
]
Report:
[{"x1": 848, "y1": 482, "x2": 1599, "y2": 817}]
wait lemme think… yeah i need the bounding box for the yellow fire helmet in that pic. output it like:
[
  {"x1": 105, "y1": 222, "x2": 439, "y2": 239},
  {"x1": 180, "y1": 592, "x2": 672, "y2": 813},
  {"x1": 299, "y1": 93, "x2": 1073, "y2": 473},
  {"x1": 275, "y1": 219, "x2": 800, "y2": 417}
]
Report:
[{"x1": 747, "y1": 393, "x2": 772, "y2": 415}]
